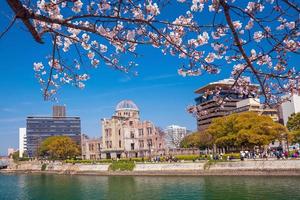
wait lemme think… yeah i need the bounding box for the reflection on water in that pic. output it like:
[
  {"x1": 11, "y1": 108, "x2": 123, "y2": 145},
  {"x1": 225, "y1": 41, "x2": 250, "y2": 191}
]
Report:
[{"x1": 0, "y1": 174, "x2": 300, "y2": 200}]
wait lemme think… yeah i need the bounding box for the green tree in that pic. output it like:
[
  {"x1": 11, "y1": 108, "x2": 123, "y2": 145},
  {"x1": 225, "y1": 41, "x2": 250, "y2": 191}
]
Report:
[
  {"x1": 287, "y1": 113, "x2": 300, "y2": 144},
  {"x1": 290, "y1": 131, "x2": 300, "y2": 144},
  {"x1": 287, "y1": 113, "x2": 300, "y2": 131},
  {"x1": 12, "y1": 151, "x2": 19, "y2": 161},
  {"x1": 206, "y1": 112, "x2": 288, "y2": 150},
  {"x1": 39, "y1": 136, "x2": 80, "y2": 160},
  {"x1": 180, "y1": 132, "x2": 213, "y2": 149}
]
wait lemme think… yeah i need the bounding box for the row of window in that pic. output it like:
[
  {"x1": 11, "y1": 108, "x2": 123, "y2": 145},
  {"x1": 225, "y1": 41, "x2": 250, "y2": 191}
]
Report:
[
  {"x1": 105, "y1": 141, "x2": 112, "y2": 148},
  {"x1": 27, "y1": 120, "x2": 80, "y2": 124},
  {"x1": 105, "y1": 127, "x2": 154, "y2": 138},
  {"x1": 88, "y1": 143, "x2": 101, "y2": 151},
  {"x1": 195, "y1": 92, "x2": 252, "y2": 104}
]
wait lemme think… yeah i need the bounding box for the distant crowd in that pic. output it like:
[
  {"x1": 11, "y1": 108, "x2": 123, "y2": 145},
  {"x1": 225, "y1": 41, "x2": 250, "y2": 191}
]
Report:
[{"x1": 239, "y1": 148, "x2": 300, "y2": 160}]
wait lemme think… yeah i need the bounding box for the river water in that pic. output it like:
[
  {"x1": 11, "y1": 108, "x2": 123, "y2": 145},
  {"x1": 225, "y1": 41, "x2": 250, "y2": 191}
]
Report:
[{"x1": 0, "y1": 174, "x2": 300, "y2": 200}]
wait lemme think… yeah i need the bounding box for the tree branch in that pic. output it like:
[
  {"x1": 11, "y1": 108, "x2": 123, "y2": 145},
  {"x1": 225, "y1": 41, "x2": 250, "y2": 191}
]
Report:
[{"x1": 6, "y1": 0, "x2": 44, "y2": 43}]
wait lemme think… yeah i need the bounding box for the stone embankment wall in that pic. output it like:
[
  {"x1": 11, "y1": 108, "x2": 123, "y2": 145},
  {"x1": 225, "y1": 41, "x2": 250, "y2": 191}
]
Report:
[
  {"x1": 9, "y1": 161, "x2": 110, "y2": 173},
  {"x1": 208, "y1": 160, "x2": 300, "y2": 170},
  {"x1": 3, "y1": 159, "x2": 300, "y2": 175},
  {"x1": 134, "y1": 163, "x2": 205, "y2": 171}
]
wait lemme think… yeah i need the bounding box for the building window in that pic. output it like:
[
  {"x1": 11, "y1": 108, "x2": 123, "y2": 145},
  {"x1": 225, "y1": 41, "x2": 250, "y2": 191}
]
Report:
[
  {"x1": 89, "y1": 144, "x2": 94, "y2": 151},
  {"x1": 138, "y1": 129, "x2": 143, "y2": 136},
  {"x1": 119, "y1": 140, "x2": 122, "y2": 148},
  {"x1": 130, "y1": 131, "x2": 134, "y2": 138},
  {"x1": 147, "y1": 139, "x2": 152, "y2": 147},
  {"x1": 106, "y1": 141, "x2": 112, "y2": 148},
  {"x1": 131, "y1": 143, "x2": 135, "y2": 150},
  {"x1": 105, "y1": 128, "x2": 111, "y2": 137},
  {"x1": 139, "y1": 140, "x2": 144, "y2": 148},
  {"x1": 119, "y1": 129, "x2": 121, "y2": 136},
  {"x1": 129, "y1": 121, "x2": 133, "y2": 126},
  {"x1": 147, "y1": 127, "x2": 152, "y2": 135}
]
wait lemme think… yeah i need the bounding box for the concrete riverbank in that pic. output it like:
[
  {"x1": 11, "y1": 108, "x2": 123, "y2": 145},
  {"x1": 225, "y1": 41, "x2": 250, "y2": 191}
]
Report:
[{"x1": 1, "y1": 159, "x2": 300, "y2": 176}]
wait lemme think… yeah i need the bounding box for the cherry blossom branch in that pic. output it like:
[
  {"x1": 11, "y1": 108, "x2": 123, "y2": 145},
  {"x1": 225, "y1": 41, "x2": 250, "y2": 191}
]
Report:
[
  {"x1": 0, "y1": 15, "x2": 16, "y2": 39},
  {"x1": 3, "y1": 0, "x2": 300, "y2": 107},
  {"x1": 43, "y1": 33, "x2": 57, "y2": 99},
  {"x1": 7, "y1": 0, "x2": 43, "y2": 43},
  {"x1": 282, "y1": 0, "x2": 300, "y2": 12}
]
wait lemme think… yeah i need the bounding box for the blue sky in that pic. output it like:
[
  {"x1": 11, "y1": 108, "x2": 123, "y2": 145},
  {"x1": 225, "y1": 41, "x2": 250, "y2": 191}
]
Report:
[{"x1": 0, "y1": 2, "x2": 233, "y2": 155}]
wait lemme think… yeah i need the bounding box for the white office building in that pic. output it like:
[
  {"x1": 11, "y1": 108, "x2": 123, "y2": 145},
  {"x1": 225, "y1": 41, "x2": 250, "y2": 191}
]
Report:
[
  {"x1": 19, "y1": 128, "x2": 27, "y2": 158},
  {"x1": 279, "y1": 94, "x2": 300, "y2": 125},
  {"x1": 164, "y1": 125, "x2": 187, "y2": 148}
]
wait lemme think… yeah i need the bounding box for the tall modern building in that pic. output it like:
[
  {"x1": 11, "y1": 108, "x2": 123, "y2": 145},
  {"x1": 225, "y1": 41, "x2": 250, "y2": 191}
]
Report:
[
  {"x1": 194, "y1": 78, "x2": 279, "y2": 131},
  {"x1": 101, "y1": 100, "x2": 165, "y2": 159},
  {"x1": 26, "y1": 106, "x2": 81, "y2": 157},
  {"x1": 164, "y1": 125, "x2": 187, "y2": 148},
  {"x1": 19, "y1": 128, "x2": 27, "y2": 158},
  {"x1": 53, "y1": 105, "x2": 66, "y2": 117},
  {"x1": 279, "y1": 94, "x2": 300, "y2": 125}
]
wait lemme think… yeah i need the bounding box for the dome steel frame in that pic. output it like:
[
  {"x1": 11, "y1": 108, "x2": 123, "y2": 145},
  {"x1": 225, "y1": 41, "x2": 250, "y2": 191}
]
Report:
[{"x1": 116, "y1": 100, "x2": 139, "y2": 111}]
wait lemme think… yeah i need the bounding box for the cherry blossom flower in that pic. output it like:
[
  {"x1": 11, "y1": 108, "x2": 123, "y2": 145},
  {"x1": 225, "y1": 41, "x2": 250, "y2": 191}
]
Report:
[
  {"x1": 33, "y1": 62, "x2": 44, "y2": 72},
  {"x1": 72, "y1": 0, "x2": 83, "y2": 13},
  {"x1": 233, "y1": 21, "x2": 242, "y2": 30},
  {"x1": 78, "y1": 82, "x2": 85, "y2": 89},
  {"x1": 253, "y1": 31, "x2": 264, "y2": 42},
  {"x1": 191, "y1": 0, "x2": 204, "y2": 12},
  {"x1": 146, "y1": 1, "x2": 160, "y2": 17},
  {"x1": 205, "y1": 53, "x2": 216, "y2": 63}
]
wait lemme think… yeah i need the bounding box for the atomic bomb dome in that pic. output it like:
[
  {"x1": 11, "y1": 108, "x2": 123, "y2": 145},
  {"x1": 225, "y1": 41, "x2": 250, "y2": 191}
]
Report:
[
  {"x1": 116, "y1": 100, "x2": 139, "y2": 111},
  {"x1": 101, "y1": 99, "x2": 165, "y2": 159}
]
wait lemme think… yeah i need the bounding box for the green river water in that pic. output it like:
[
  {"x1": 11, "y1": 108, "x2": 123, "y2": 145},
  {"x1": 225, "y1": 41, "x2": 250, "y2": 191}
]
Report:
[{"x1": 0, "y1": 174, "x2": 300, "y2": 200}]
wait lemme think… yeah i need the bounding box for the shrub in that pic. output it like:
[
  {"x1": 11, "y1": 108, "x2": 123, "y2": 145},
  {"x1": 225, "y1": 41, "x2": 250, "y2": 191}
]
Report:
[
  {"x1": 109, "y1": 161, "x2": 135, "y2": 171},
  {"x1": 119, "y1": 157, "x2": 149, "y2": 162},
  {"x1": 41, "y1": 163, "x2": 47, "y2": 171},
  {"x1": 222, "y1": 153, "x2": 240, "y2": 160},
  {"x1": 18, "y1": 157, "x2": 30, "y2": 161},
  {"x1": 97, "y1": 159, "x2": 113, "y2": 163},
  {"x1": 174, "y1": 155, "x2": 201, "y2": 161},
  {"x1": 173, "y1": 153, "x2": 240, "y2": 161},
  {"x1": 65, "y1": 159, "x2": 115, "y2": 164}
]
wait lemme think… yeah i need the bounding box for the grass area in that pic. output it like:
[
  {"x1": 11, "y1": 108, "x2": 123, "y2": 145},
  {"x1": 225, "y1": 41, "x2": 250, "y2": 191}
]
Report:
[{"x1": 109, "y1": 161, "x2": 135, "y2": 171}]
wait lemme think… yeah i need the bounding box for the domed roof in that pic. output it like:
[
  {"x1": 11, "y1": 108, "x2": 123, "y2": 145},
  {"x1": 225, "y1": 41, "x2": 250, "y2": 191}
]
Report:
[{"x1": 116, "y1": 100, "x2": 139, "y2": 111}]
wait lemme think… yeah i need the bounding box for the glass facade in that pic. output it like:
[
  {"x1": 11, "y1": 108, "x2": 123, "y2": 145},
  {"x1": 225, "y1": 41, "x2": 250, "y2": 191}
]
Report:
[
  {"x1": 26, "y1": 117, "x2": 81, "y2": 157},
  {"x1": 195, "y1": 91, "x2": 251, "y2": 105}
]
